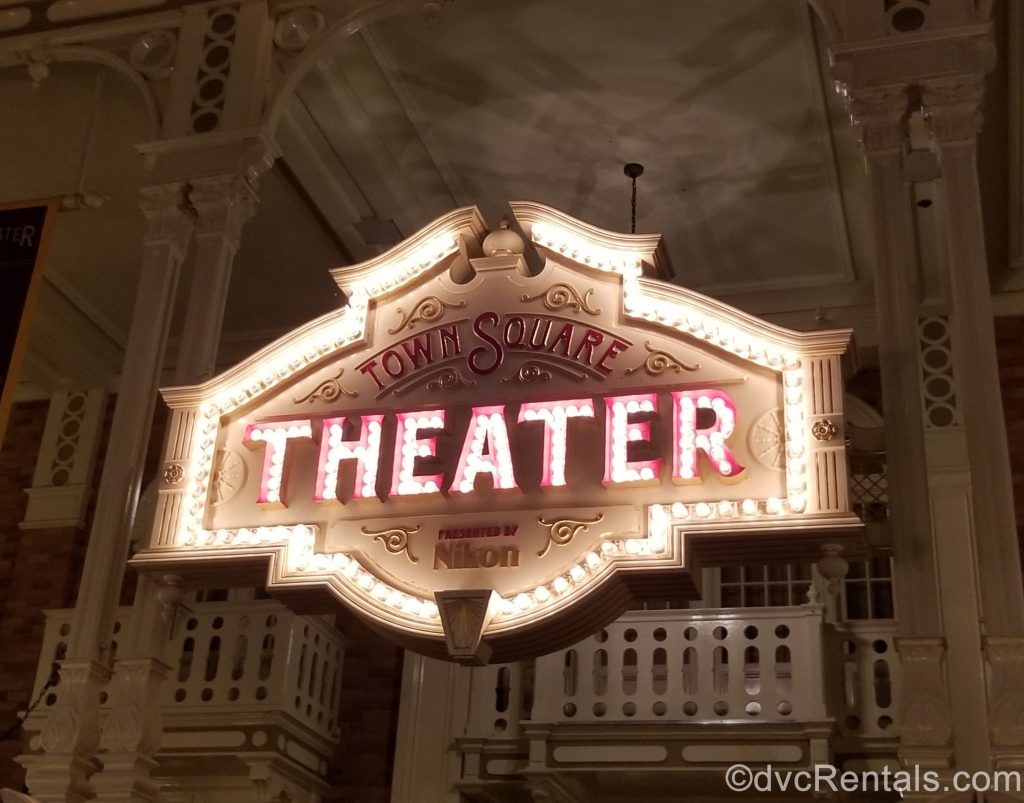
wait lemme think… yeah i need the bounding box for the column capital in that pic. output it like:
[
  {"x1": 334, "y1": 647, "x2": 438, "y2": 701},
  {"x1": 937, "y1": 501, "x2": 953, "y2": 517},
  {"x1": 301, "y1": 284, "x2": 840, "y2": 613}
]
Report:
[
  {"x1": 188, "y1": 172, "x2": 259, "y2": 243},
  {"x1": 921, "y1": 73, "x2": 987, "y2": 143},
  {"x1": 138, "y1": 182, "x2": 193, "y2": 255},
  {"x1": 844, "y1": 84, "x2": 909, "y2": 153}
]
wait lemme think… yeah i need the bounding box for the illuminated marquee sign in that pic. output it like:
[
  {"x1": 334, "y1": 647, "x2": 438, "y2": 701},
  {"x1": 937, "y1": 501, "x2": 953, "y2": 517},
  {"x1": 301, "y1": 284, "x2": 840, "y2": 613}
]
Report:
[{"x1": 133, "y1": 202, "x2": 858, "y2": 663}]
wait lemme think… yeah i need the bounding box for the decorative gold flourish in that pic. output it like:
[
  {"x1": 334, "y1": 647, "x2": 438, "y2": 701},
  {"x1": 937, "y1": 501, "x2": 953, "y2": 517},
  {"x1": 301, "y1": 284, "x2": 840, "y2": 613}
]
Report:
[
  {"x1": 812, "y1": 419, "x2": 838, "y2": 441},
  {"x1": 388, "y1": 296, "x2": 466, "y2": 333},
  {"x1": 504, "y1": 363, "x2": 551, "y2": 383},
  {"x1": 361, "y1": 524, "x2": 421, "y2": 563},
  {"x1": 501, "y1": 358, "x2": 587, "y2": 384},
  {"x1": 536, "y1": 514, "x2": 605, "y2": 558},
  {"x1": 625, "y1": 342, "x2": 700, "y2": 376},
  {"x1": 426, "y1": 368, "x2": 476, "y2": 392},
  {"x1": 294, "y1": 367, "x2": 357, "y2": 403},
  {"x1": 521, "y1": 283, "x2": 601, "y2": 315}
]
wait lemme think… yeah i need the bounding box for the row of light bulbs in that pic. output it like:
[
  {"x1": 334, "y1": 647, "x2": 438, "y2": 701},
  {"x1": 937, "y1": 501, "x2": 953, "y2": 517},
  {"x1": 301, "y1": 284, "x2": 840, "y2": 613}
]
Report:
[{"x1": 172, "y1": 218, "x2": 819, "y2": 629}]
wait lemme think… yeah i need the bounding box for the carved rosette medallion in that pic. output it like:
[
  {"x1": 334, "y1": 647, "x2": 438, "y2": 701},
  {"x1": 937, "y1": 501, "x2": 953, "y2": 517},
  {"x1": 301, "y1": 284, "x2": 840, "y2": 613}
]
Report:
[
  {"x1": 294, "y1": 367, "x2": 357, "y2": 404},
  {"x1": 812, "y1": 419, "x2": 838, "y2": 442},
  {"x1": 389, "y1": 297, "x2": 466, "y2": 333},
  {"x1": 162, "y1": 463, "x2": 185, "y2": 485},
  {"x1": 211, "y1": 449, "x2": 246, "y2": 505},
  {"x1": 521, "y1": 283, "x2": 601, "y2": 315},
  {"x1": 362, "y1": 524, "x2": 421, "y2": 563},
  {"x1": 536, "y1": 514, "x2": 605, "y2": 558},
  {"x1": 624, "y1": 341, "x2": 699, "y2": 376},
  {"x1": 749, "y1": 409, "x2": 785, "y2": 471}
]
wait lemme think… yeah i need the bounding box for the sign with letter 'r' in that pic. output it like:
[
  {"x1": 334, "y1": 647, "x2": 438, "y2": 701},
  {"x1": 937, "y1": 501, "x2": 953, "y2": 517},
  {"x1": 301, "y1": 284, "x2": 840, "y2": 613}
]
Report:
[
  {"x1": 0, "y1": 201, "x2": 57, "y2": 453},
  {"x1": 132, "y1": 202, "x2": 860, "y2": 663}
]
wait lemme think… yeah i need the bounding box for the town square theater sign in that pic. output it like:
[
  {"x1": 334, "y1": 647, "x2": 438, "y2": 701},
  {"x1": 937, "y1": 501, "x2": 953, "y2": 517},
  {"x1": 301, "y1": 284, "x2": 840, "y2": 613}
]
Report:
[{"x1": 133, "y1": 203, "x2": 859, "y2": 663}]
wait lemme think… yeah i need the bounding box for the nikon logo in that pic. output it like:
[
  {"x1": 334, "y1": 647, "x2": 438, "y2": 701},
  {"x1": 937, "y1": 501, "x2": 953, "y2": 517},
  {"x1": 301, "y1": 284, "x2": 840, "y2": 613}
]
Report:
[{"x1": 433, "y1": 541, "x2": 520, "y2": 570}]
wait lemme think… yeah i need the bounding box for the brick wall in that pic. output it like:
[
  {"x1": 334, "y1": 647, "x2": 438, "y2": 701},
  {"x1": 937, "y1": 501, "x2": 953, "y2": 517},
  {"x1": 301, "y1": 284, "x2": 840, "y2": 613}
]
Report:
[
  {"x1": 0, "y1": 401, "x2": 87, "y2": 791},
  {"x1": 0, "y1": 397, "x2": 165, "y2": 791},
  {"x1": 331, "y1": 614, "x2": 405, "y2": 802}
]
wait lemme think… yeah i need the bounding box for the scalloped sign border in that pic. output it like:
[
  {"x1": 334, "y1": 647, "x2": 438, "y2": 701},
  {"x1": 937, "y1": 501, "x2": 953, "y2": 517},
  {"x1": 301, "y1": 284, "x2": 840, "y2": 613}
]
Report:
[{"x1": 131, "y1": 202, "x2": 859, "y2": 663}]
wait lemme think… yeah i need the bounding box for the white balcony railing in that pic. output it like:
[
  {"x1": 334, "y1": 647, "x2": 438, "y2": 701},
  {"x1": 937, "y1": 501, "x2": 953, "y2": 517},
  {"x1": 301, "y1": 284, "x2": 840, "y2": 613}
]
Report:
[
  {"x1": 27, "y1": 598, "x2": 899, "y2": 800},
  {"x1": 534, "y1": 606, "x2": 827, "y2": 725},
  {"x1": 29, "y1": 599, "x2": 344, "y2": 744},
  {"x1": 463, "y1": 605, "x2": 900, "y2": 743},
  {"x1": 831, "y1": 620, "x2": 901, "y2": 740}
]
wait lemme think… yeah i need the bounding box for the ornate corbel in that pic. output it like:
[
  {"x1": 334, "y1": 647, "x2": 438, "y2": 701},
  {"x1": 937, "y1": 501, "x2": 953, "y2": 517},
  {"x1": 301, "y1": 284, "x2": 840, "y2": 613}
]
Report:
[
  {"x1": 187, "y1": 172, "x2": 260, "y2": 246},
  {"x1": 920, "y1": 74, "x2": 987, "y2": 143},
  {"x1": 138, "y1": 182, "x2": 194, "y2": 256},
  {"x1": 842, "y1": 84, "x2": 911, "y2": 153}
]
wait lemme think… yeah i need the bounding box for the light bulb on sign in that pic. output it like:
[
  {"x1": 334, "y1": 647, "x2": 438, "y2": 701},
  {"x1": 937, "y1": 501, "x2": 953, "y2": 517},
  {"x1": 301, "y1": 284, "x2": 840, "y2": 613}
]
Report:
[
  {"x1": 519, "y1": 399, "x2": 594, "y2": 487},
  {"x1": 390, "y1": 410, "x2": 446, "y2": 497},
  {"x1": 671, "y1": 389, "x2": 745, "y2": 483},
  {"x1": 243, "y1": 419, "x2": 313, "y2": 507},
  {"x1": 313, "y1": 415, "x2": 384, "y2": 503},
  {"x1": 450, "y1": 405, "x2": 518, "y2": 493},
  {"x1": 603, "y1": 393, "x2": 660, "y2": 486}
]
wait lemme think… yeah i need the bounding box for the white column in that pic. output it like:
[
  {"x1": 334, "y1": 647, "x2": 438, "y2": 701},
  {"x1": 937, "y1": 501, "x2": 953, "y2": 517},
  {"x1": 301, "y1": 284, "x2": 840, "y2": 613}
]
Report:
[
  {"x1": 390, "y1": 653, "x2": 470, "y2": 803},
  {"x1": 847, "y1": 69, "x2": 1022, "y2": 773},
  {"x1": 87, "y1": 0, "x2": 276, "y2": 795},
  {"x1": 95, "y1": 168, "x2": 265, "y2": 803},
  {"x1": 19, "y1": 182, "x2": 192, "y2": 803},
  {"x1": 922, "y1": 74, "x2": 1024, "y2": 769},
  {"x1": 65, "y1": 183, "x2": 192, "y2": 660},
  {"x1": 175, "y1": 172, "x2": 259, "y2": 384},
  {"x1": 846, "y1": 86, "x2": 957, "y2": 770},
  {"x1": 923, "y1": 75, "x2": 1024, "y2": 634}
]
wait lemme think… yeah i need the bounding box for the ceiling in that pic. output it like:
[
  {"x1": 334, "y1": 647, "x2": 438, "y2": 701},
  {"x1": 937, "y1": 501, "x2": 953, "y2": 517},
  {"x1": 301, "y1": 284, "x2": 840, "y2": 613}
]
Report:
[
  {"x1": 280, "y1": 0, "x2": 869, "y2": 296},
  {"x1": 0, "y1": 0, "x2": 1019, "y2": 394}
]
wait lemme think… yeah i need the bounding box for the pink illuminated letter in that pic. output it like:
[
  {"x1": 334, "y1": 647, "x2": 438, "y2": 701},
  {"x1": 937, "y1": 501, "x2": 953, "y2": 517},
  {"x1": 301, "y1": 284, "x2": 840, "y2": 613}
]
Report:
[
  {"x1": 315, "y1": 415, "x2": 384, "y2": 502},
  {"x1": 672, "y1": 389, "x2": 745, "y2": 482},
  {"x1": 391, "y1": 410, "x2": 446, "y2": 496},
  {"x1": 243, "y1": 419, "x2": 313, "y2": 507},
  {"x1": 603, "y1": 393, "x2": 660, "y2": 485},
  {"x1": 518, "y1": 399, "x2": 594, "y2": 487},
  {"x1": 451, "y1": 405, "x2": 517, "y2": 493}
]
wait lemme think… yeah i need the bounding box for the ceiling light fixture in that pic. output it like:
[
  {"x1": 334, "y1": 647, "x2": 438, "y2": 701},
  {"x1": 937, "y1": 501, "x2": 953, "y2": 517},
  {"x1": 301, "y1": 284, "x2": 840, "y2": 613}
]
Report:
[
  {"x1": 623, "y1": 162, "x2": 644, "y2": 234},
  {"x1": 61, "y1": 68, "x2": 108, "y2": 212}
]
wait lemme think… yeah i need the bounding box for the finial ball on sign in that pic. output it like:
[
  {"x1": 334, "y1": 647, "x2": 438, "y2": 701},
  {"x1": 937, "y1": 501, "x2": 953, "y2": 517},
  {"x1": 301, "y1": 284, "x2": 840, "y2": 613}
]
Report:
[{"x1": 482, "y1": 218, "x2": 525, "y2": 257}]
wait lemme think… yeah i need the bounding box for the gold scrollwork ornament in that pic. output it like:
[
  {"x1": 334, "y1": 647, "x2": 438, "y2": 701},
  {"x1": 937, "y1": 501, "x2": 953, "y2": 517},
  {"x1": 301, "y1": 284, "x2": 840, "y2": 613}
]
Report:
[
  {"x1": 521, "y1": 283, "x2": 601, "y2": 315},
  {"x1": 293, "y1": 367, "x2": 357, "y2": 403},
  {"x1": 389, "y1": 296, "x2": 466, "y2": 333},
  {"x1": 361, "y1": 524, "x2": 421, "y2": 563},
  {"x1": 625, "y1": 342, "x2": 699, "y2": 376},
  {"x1": 426, "y1": 367, "x2": 476, "y2": 392},
  {"x1": 536, "y1": 514, "x2": 605, "y2": 557}
]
